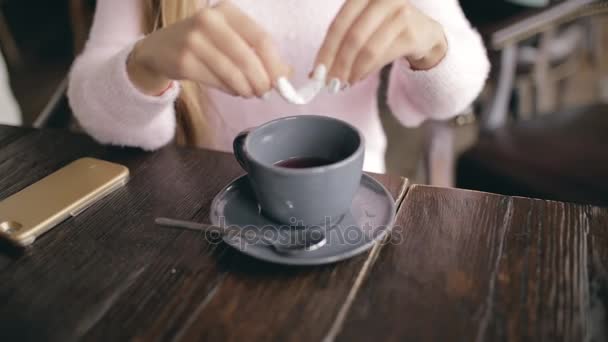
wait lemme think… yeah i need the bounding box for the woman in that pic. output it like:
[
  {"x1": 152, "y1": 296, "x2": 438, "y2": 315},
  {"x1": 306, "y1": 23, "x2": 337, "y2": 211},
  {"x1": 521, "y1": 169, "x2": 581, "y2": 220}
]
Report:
[{"x1": 68, "y1": 0, "x2": 489, "y2": 173}]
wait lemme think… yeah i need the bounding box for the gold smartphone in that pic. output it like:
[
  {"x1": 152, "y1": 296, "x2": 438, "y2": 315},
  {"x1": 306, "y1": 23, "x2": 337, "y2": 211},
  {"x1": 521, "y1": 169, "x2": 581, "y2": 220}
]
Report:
[{"x1": 0, "y1": 157, "x2": 129, "y2": 247}]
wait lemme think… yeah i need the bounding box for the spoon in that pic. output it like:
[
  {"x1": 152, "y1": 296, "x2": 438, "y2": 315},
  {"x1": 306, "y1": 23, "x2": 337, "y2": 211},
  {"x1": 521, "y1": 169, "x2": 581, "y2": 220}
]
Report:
[{"x1": 155, "y1": 217, "x2": 327, "y2": 255}]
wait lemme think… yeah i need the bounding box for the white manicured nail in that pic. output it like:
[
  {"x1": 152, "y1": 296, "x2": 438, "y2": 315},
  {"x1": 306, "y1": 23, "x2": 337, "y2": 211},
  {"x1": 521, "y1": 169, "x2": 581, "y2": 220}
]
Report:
[
  {"x1": 277, "y1": 77, "x2": 305, "y2": 105},
  {"x1": 328, "y1": 78, "x2": 341, "y2": 94},
  {"x1": 312, "y1": 64, "x2": 327, "y2": 82}
]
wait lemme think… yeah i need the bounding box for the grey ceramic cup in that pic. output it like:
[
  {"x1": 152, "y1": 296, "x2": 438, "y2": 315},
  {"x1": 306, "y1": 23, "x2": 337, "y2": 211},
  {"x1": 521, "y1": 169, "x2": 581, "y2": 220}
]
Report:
[{"x1": 233, "y1": 115, "x2": 364, "y2": 226}]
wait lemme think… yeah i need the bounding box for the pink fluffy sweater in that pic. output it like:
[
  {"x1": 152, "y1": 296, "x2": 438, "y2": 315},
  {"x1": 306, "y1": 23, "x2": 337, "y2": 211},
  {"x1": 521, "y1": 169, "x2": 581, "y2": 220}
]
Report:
[{"x1": 68, "y1": 0, "x2": 490, "y2": 173}]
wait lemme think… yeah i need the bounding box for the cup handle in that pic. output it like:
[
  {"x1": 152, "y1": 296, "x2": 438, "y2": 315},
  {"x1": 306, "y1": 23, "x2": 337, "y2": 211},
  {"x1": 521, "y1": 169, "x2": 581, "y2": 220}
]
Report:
[{"x1": 233, "y1": 128, "x2": 252, "y2": 171}]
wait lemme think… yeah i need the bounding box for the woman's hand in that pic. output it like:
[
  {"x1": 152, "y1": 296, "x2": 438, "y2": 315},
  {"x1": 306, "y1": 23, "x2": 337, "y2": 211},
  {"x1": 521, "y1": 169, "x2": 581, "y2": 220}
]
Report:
[
  {"x1": 314, "y1": 0, "x2": 447, "y2": 92},
  {"x1": 127, "y1": 1, "x2": 290, "y2": 98}
]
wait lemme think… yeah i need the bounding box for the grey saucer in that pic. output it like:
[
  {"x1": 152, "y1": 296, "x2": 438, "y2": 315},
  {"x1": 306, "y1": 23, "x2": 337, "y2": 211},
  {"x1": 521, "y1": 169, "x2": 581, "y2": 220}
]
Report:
[{"x1": 210, "y1": 174, "x2": 396, "y2": 266}]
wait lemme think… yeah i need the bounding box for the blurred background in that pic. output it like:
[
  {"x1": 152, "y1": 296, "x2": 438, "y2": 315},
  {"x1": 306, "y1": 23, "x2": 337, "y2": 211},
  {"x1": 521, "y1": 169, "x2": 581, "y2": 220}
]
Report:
[{"x1": 0, "y1": 0, "x2": 606, "y2": 206}]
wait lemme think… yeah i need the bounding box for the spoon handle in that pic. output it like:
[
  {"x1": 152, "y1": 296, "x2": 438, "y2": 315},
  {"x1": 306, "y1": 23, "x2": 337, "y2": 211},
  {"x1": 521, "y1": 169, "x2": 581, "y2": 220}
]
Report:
[{"x1": 155, "y1": 217, "x2": 220, "y2": 233}]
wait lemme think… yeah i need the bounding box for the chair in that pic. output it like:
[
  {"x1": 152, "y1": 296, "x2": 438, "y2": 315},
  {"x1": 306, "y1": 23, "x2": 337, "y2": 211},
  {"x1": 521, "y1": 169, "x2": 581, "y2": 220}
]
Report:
[
  {"x1": 69, "y1": 0, "x2": 95, "y2": 54},
  {"x1": 414, "y1": 0, "x2": 583, "y2": 187},
  {"x1": 457, "y1": 0, "x2": 608, "y2": 206},
  {"x1": 33, "y1": 77, "x2": 71, "y2": 128},
  {"x1": 0, "y1": 2, "x2": 21, "y2": 69},
  {"x1": 33, "y1": 0, "x2": 94, "y2": 128},
  {"x1": 480, "y1": 0, "x2": 606, "y2": 129}
]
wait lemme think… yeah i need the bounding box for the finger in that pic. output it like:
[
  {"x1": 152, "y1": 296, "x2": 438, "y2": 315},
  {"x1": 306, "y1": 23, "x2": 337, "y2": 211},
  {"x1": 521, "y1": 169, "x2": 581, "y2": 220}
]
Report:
[
  {"x1": 349, "y1": 7, "x2": 407, "y2": 83},
  {"x1": 186, "y1": 26, "x2": 254, "y2": 97},
  {"x1": 218, "y1": 2, "x2": 290, "y2": 83},
  {"x1": 331, "y1": 0, "x2": 403, "y2": 84},
  {"x1": 313, "y1": 0, "x2": 368, "y2": 77},
  {"x1": 360, "y1": 37, "x2": 407, "y2": 79},
  {"x1": 195, "y1": 9, "x2": 270, "y2": 97},
  {"x1": 181, "y1": 53, "x2": 236, "y2": 95}
]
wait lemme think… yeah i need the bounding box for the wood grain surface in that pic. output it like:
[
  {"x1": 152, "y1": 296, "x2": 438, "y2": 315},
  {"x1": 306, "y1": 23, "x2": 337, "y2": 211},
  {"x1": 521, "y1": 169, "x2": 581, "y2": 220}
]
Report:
[
  {"x1": 336, "y1": 185, "x2": 608, "y2": 342},
  {"x1": 458, "y1": 104, "x2": 608, "y2": 206},
  {"x1": 2, "y1": 125, "x2": 606, "y2": 341},
  {"x1": 0, "y1": 125, "x2": 409, "y2": 342}
]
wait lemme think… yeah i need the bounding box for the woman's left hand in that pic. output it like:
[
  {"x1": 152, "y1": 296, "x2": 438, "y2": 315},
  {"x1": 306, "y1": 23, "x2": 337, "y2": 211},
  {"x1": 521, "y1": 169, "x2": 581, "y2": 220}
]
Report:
[{"x1": 314, "y1": 0, "x2": 447, "y2": 91}]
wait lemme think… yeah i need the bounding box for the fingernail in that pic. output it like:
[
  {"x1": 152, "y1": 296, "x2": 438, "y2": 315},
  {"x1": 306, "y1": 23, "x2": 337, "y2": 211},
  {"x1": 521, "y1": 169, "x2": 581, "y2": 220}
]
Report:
[
  {"x1": 312, "y1": 64, "x2": 327, "y2": 82},
  {"x1": 328, "y1": 78, "x2": 341, "y2": 94},
  {"x1": 261, "y1": 91, "x2": 271, "y2": 100}
]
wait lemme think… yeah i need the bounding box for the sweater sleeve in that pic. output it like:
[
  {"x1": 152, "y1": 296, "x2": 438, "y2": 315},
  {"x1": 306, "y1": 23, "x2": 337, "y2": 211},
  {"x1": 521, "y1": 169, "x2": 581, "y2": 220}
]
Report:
[
  {"x1": 386, "y1": 0, "x2": 490, "y2": 127},
  {"x1": 68, "y1": 0, "x2": 179, "y2": 150}
]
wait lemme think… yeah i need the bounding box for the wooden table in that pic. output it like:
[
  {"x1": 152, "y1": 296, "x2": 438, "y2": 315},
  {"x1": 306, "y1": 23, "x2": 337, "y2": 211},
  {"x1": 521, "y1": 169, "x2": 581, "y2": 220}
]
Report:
[
  {"x1": 0, "y1": 125, "x2": 607, "y2": 341},
  {"x1": 458, "y1": 104, "x2": 608, "y2": 207}
]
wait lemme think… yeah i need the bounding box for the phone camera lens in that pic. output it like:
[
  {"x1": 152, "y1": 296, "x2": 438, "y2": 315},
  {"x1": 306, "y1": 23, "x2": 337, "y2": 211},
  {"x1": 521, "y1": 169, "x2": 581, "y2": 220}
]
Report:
[{"x1": 0, "y1": 221, "x2": 22, "y2": 235}]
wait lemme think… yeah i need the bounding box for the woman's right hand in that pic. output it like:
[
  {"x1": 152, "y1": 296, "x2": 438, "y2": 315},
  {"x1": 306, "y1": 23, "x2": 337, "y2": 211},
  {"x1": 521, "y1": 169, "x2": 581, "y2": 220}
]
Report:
[{"x1": 127, "y1": 1, "x2": 290, "y2": 98}]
